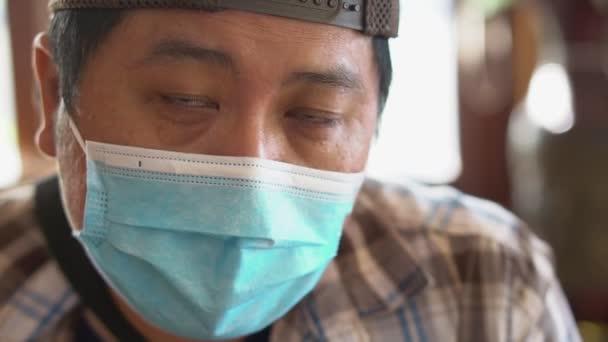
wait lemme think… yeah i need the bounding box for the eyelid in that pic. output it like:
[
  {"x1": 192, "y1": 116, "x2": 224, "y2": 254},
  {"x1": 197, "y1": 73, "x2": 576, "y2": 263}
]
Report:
[
  {"x1": 162, "y1": 94, "x2": 220, "y2": 110},
  {"x1": 288, "y1": 109, "x2": 342, "y2": 126}
]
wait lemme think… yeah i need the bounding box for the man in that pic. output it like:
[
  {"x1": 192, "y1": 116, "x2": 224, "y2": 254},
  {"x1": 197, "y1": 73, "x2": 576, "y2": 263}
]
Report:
[{"x1": 0, "y1": 0, "x2": 580, "y2": 341}]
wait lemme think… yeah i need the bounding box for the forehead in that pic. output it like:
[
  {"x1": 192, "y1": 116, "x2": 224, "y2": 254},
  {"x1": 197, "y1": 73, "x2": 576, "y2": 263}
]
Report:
[
  {"x1": 90, "y1": 9, "x2": 376, "y2": 79},
  {"x1": 115, "y1": 8, "x2": 370, "y2": 45}
]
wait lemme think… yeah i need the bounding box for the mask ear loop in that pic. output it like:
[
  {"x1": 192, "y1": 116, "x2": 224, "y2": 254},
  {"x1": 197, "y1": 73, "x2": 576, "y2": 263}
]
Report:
[
  {"x1": 68, "y1": 116, "x2": 86, "y2": 152},
  {"x1": 65, "y1": 116, "x2": 87, "y2": 235}
]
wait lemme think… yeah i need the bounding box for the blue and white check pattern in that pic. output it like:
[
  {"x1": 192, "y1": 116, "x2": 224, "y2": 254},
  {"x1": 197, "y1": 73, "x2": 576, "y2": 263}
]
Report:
[{"x1": 0, "y1": 179, "x2": 581, "y2": 341}]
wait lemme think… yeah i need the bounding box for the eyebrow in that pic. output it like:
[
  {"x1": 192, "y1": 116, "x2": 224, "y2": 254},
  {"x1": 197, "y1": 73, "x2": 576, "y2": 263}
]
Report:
[
  {"x1": 137, "y1": 38, "x2": 235, "y2": 69},
  {"x1": 137, "y1": 38, "x2": 363, "y2": 90},
  {"x1": 284, "y1": 67, "x2": 363, "y2": 91}
]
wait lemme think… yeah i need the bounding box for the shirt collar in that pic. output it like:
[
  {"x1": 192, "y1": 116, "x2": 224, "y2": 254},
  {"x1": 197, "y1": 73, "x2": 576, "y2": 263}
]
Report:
[
  {"x1": 276, "y1": 180, "x2": 432, "y2": 341},
  {"x1": 335, "y1": 198, "x2": 432, "y2": 316}
]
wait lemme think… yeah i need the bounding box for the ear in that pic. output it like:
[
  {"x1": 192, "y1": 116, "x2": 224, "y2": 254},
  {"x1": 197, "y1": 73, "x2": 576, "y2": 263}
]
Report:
[{"x1": 32, "y1": 32, "x2": 60, "y2": 157}]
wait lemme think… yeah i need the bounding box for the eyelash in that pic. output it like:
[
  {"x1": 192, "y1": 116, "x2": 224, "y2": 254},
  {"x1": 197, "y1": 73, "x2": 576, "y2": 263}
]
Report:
[
  {"x1": 162, "y1": 94, "x2": 219, "y2": 110},
  {"x1": 288, "y1": 111, "x2": 341, "y2": 127},
  {"x1": 161, "y1": 95, "x2": 340, "y2": 127}
]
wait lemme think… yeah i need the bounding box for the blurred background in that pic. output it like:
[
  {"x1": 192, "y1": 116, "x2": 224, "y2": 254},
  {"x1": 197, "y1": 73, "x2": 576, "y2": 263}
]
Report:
[{"x1": 1, "y1": 0, "x2": 606, "y2": 339}]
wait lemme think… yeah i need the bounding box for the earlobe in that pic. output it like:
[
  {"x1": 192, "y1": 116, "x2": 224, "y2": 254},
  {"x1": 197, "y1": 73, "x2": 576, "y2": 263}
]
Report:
[{"x1": 32, "y1": 32, "x2": 59, "y2": 157}]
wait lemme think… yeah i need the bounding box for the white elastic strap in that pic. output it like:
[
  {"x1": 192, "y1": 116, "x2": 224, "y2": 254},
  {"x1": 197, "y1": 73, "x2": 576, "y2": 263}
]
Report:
[{"x1": 68, "y1": 116, "x2": 86, "y2": 151}]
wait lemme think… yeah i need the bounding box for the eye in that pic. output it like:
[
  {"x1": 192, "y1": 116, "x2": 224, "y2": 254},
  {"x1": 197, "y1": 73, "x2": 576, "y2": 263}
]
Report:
[
  {"x1": 287, "y1": 110, "x2": 341, "y2": 127},
  {"x1": 162, "y1": 94, "x2": 219, "y2": 110}
]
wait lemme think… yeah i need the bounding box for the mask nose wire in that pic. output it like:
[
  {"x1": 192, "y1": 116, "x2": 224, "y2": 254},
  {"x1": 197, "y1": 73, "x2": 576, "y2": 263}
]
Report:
[{"x1": 67, "y1": 116, "x2": 86, "y2": 152}]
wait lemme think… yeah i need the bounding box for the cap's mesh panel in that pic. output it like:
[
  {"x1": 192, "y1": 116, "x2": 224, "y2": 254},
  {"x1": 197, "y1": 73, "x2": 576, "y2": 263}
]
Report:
[{"x1": 365, "y1": 0, "x2": 399, "y2": 37}]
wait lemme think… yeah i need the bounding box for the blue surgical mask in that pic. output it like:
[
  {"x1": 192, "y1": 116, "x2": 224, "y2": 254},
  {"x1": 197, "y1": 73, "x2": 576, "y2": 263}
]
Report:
[{"x1": 68, "y1": 119, "x2": 364, "y2": 340}]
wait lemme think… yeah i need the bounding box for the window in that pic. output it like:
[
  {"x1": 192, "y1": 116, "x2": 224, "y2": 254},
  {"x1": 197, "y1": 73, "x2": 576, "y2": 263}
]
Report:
[
  {"x1": 0, "y1": 0, "x2": 21, "y2": 188},
  {"x1": 367, "y1": 0, "x2": 461, "y2": 185}
]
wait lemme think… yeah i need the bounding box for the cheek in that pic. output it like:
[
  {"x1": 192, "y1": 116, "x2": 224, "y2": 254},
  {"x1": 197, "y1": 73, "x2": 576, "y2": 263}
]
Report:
[
  {"x1": 313, "y1": 111, "x2": 376, "y2": 174},
  {"x1": 339, "y1": 114, "x2": 377, "y2": 172},
  {"x1": 55, "y1": 118, "x2": 88, "y2": 231}
]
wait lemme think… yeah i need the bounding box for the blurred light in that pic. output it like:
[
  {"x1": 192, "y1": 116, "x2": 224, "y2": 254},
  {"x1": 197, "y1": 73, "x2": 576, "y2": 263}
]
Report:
[
  {"x1": 0, "y1": 130, "x2": 21, "y2": 188},
  {"x1": 0, "y1": 0, "x2": 22, "y2": 188},
  {"x1": 458, "y1": 4, "x2": 486, "y2": 69},
  {"x1": 525, "y1": 63, "x2": 574, "y2": 134},
  {"x1": 367, "y1": 0, "x2": 461, "y2": 184}
]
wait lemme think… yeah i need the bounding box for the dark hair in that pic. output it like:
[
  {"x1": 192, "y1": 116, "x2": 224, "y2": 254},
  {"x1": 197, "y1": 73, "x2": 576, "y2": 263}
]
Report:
[{"x1": 49, "y1": 10, "x2": 392, "y2": 114}]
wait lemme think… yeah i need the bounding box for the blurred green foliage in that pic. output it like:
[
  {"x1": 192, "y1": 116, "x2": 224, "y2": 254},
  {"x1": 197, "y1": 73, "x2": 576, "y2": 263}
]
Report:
[{"x1": 466, "y1": 0, "x2": 513, "y2": 16}]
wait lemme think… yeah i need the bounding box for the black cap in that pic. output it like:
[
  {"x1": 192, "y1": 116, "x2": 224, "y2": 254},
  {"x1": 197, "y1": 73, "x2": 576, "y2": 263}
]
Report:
[{"x1": 49, "y1": 0, "x2": 400, "y2": 38}]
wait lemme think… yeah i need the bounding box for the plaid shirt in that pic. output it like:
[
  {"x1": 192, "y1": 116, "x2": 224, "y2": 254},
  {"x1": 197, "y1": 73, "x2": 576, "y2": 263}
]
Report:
[{"x1": 0, "y1": 178, "x2": 581, "y2": 341}]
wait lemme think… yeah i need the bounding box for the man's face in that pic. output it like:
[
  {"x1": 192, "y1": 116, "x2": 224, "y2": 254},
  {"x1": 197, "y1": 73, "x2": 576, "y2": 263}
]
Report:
[{"x1": 38, "y1": 9, "x2": 380, "y2": 229}]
